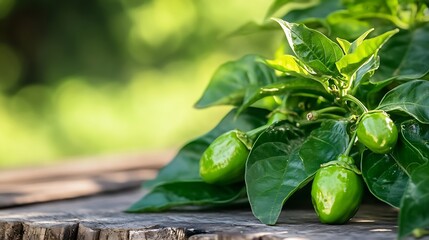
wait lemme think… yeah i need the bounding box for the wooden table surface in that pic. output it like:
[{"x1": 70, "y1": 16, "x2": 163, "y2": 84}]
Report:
[{"x1": 0, "y1": 152, "x2": 407, "y2": 240}]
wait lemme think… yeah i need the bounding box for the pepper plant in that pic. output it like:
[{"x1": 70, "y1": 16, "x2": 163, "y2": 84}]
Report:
[{"x1": 128, "y1": 0, "x2": 429, "y2": 238}]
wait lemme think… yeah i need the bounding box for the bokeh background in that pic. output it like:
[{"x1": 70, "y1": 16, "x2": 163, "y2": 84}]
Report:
[{"x1": 0, "y1": 0, "x2": 281, "y2": 168}]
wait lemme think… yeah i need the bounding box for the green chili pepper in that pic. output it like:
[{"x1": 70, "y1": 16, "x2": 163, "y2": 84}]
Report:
[
  {"x1": 311, "y1": 163, "x2": 363, "y2": 224},
  {"x1": 356, "y1": 111, "x2": 398, "y2": 154},
  {"x1": 199, "y1": 130, "x2": 250, "y2": 185}
]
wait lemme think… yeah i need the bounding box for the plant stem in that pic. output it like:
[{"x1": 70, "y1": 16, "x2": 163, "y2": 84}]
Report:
[
  {"x1": 319, "y1": 113, "x2": 344, "y2": 120},
  {"x1": 344, "y1": 130, "x2": 357, "y2": 157},
  {"x1": 246, "y1": 124, "x2": 270, "y2": 141},
  {"x1": 295, "y1": 119, "x2": 324, "y2": 127},
  {"x1": 239, "y1": 125, "x2": 271, "y2": 150},
  {"x1": 280, "y1": 93, "x2": 289, "y2": 110},
  {"x1": 317, "y1": 106, "x2": 347, "y2": 114},
  {"x1": 306, "y1": 106, "x2": 346, "y2": 121},
  {"x1": 343, "y1": 94, "x2": 368, "y2": 113}
]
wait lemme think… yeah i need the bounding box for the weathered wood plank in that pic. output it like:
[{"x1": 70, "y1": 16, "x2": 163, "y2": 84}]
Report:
[
  {"x1": 22, "y1": 221, "x2": 78, "y2": 240},
  {"x1": 0, "y1": 221, "x2": 23, "y2": 240},
  {"x1": 128, "y1": 228, "x2": 187, "y2": 240},
  {"x1": 0, "y1": 169, "x2": 157, "y2": 208},
  {"x1": 77, "y1": 225, "x2": 99, "y2": 240},
  {"x1": 97, "y1": 228, "x2": 129, "y2": 240},
  {"x1": 0, "y1": 189, "x2": 404, "y2": 240},
  {"x1": 0, "y1": 151, "x2": 173, "y2": 208},
  {"x1": 0, "y1": 169, "x2": 151, "y2": 194}
]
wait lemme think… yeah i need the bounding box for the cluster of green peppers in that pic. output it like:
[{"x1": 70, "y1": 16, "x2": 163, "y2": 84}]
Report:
[
  {"x1": 313, "y1": 110, "x2": 398, "y2": 224},
  {"x1": 199, "y1": 108, "x2": 398, "y2": 224}
]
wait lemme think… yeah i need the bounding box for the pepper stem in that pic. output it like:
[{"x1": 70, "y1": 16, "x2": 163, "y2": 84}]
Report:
[
  {"x1": 267, "y1": 94, "x2": 298, "y2": 125},
  {"x1": 343, "y1": 94, "x2": 368, "y2": 113},
  {"x1": 344, "y1": 130, "x2": 358, "y2": 157},
  {"x1": 237, "y1": 124, "x2": 270, "y2": 150},
  {"x1": 246, "y1": 124, "x2": 270, "y2": 141}
]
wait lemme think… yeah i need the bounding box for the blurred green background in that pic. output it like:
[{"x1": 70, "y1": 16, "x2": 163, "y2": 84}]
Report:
[{"x1": 0, "y1": 0, "x2": 281, "y2": 168}]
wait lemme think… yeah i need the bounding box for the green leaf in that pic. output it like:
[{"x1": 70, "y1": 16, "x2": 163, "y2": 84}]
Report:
[
  {"x1": 401, "y1": 120, "x2": 429, "y2": 161},
  {"x1": 144, "y1": 108, "x2": 268, "y2": 188},
  {"x1": 377, "y1": 80, "x2": 429, "y2": 124},
  {"x1": 247, "y1": 120, "x2": 349, "y2": 225},
  {"x1": 246, "y1": 122, "x2": 310, "y2": 225},
  {"x1": 272, "y1": 19, "x2": 344, "y2": 76},
  {"x1": 348, "y1": 28, "x2": 374, "y2": 53},
  {"x1": 392, "y1": 120, "x2": 429, "y2": 174},
  {"x1": 336, "y1": 37, "x2": 351, "y2": 54},
  {"x1": 351, "y1": 54, "x2": 380, "y2": 90},
  {"x1": 357, "y1": 120, "x2": 429, "y2": 233},
  {"x1": 335, "y1": 29, "x2": 398, "y2": 80},
  {"x1": 398, "y1": 163, "x2": 429, "y2": 238},
  {"x1": 361, "y1": 152, "x2": 408, "y2": 208},
  {"x1": 374, "y1": 25, "x2": 429, "y2": 81},
  {"x1": 237, "y1": 77, "x2": 331, "y2": 114},
  {"x1": 126, "y1": 181, "x2": 244, "y2": 212},
  {"x1": 299, "y1": 120, "x2": 349, "y2": 173},
  {"x1": 265, "y1": 55, "x2": 314, "y2": 77},
  {"x1": 195, "y1": 55, "x2": 277, "y2": 108}
]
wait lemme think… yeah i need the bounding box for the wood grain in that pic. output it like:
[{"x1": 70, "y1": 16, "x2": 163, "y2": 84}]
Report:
[
  {"x1": 0, "y1": 152, "x2": 409, "y2": 240},
  {"x1": 0, "y1": 151, "x2": 173, "y2": 208},
  {"x1": 0, "y1": 189, "x2": 401, "y2": 240}
]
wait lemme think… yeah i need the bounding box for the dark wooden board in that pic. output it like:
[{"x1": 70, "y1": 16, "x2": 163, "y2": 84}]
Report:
[{"x1": 0, "y1": 188, "x2": 403, "y2": 240}]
